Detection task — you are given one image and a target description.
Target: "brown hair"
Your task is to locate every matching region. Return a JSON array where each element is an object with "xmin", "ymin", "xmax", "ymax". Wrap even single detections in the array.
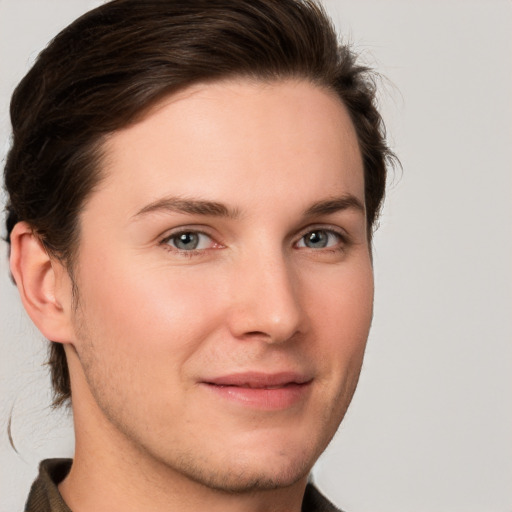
[{"xmin": 4, "ymin": 0, "xmax": 395, "ymax": 407}]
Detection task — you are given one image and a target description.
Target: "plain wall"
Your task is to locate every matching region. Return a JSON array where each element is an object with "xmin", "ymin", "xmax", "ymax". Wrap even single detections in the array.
[{"xmin": 1, "ymin": 1, "xmax": 511, "ymax": 511}]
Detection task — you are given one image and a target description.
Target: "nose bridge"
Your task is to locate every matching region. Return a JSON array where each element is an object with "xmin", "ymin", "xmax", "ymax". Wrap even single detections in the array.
[{"xmin": 228, "ymin": 245, "xmax": 303, "ymax": 343}]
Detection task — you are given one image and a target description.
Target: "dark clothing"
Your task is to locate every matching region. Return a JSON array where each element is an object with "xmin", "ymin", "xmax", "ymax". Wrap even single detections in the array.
[
  {"xmin": 301, "ymin": 481, "xmax": 343, "ymax": 512},
  {"xmin": 25, "ymin": 459, "xmax": 341, "ymax": 512},
  {"xmin": 24, "ymin": 460, "xmax": 72, "ymax": 512}
]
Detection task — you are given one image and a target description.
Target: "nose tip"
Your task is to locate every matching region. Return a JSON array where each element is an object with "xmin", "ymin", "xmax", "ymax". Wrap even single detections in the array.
[{"xmin": 227, "ymin": 259, "xmax": 303, "ymax": 344}]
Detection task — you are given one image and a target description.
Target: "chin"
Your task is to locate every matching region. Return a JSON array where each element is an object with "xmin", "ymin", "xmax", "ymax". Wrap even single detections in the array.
[
  {"xmin": 180, "ymin": 456, "xmax": 312, "ymax": 494},
  {"xmin": 162, "ymin": 435, "xmax": 319, "ymax": 494}
]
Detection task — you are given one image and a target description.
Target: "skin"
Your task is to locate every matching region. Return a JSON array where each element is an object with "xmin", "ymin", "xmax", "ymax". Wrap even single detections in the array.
[{"xmin": 11, "ymin": 79, "xmax": 373, "ymax": 512}]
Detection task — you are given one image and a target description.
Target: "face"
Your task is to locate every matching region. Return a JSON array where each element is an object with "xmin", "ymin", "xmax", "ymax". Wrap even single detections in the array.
[{"xmin": 67, "ymin": 79, "xmax": 373, "ymax": 492}]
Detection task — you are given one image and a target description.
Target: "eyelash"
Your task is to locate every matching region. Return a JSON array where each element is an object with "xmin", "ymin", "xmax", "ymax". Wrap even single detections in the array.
[
  {"xmin": 159, "ymin": 225, "xmax": 349, "ymax": 257},
  {"xmin": 159, "ymin": 229, "xmax": 220, "ymax": 258},
  {"xmin": 295, "ymin": 226, "xmax": 349, "ymax": 253}
]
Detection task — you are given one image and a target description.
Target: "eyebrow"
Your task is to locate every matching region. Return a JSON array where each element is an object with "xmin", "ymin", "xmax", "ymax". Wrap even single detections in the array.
[
  {"xmin": 303, "ymin": 195, "xmax": 365, "ymax": 217},
  {"xmin": 133, "ymin": 196, "xmax": 241, "ymax": 220},
  {"xmin": 132, "ymin": 194, "xmax": 364, "ymax": 221}
]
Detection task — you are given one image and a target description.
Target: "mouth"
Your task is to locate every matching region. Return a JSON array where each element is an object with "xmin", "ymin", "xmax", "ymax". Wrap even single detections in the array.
[{"xmin": 200, "ymin": 372, "xmax": 313, "ymax": 410}]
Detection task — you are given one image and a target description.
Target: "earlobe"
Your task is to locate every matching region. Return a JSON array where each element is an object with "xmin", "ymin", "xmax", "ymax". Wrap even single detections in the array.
[{"xmin": 9, "ymin": 222, "xmax": 75, "ymax": 344}]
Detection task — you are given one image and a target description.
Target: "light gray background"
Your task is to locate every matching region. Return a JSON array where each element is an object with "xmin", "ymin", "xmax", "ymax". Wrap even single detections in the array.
[{"xmin": 1, "ymin": 1, "xmax": 511, "ymax": 511}]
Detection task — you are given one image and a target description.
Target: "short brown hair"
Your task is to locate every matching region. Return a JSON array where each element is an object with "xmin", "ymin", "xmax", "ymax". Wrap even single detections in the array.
[{"xmin": 4, "ymin": 0, "xmax": 395, "ymax": 407}]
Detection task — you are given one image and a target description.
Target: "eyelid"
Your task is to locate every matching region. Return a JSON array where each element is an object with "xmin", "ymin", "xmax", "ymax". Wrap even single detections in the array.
[
  {"xmin": 159, "ymin": 225, "xmax": 224, "ymax": 253},
  {"xmin": 157, "ymin": 223, "xmax": 350, "ymax": 256},
  {"xmin": 294, "ymin": 224, "xmax": 349, "ymax": 245}
]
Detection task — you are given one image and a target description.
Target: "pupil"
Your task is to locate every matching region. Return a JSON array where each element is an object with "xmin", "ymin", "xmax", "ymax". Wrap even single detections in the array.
[
  {"xmin": 307, "ymin": 231, "xmax": 327, "ymax": 248},
  {"xmin": 176, "ymin": 232, "xmax": 198, "ymax": 250}
]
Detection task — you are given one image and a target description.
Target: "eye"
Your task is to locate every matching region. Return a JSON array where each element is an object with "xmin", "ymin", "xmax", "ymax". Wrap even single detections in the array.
[
  {"xmin": 163, "ymin": 231, "xmax": 214, "ymax": 251},
  {"xmin": 296, "ymin": 229, "xmax": 342, "ymax": 249}
]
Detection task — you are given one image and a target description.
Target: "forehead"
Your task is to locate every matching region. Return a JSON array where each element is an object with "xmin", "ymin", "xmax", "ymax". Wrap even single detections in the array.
[{"xmin": 88, "ymin": 78, "xmax": 364, "ymax": 219}]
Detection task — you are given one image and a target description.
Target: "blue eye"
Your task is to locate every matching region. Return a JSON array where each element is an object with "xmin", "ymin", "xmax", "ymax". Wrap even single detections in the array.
[
  {"xmin": 297, "ymin": 229, "xmax": 341, "ymax": 249},
  {"xmin": 165, "ymin": 231, "xmax": 213, "ymax": 251}
]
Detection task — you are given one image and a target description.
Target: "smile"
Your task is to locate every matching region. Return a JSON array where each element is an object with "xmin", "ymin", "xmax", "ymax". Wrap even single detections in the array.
[{"xmin": 201, "ymin": 372, "xmax": 313, "ymax": 410}]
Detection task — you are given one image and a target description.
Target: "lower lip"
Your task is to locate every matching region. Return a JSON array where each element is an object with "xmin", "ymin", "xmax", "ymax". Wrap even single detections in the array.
[{"xmin": 202, "ymin": 382, "xmax": 312, "ymax": 410}]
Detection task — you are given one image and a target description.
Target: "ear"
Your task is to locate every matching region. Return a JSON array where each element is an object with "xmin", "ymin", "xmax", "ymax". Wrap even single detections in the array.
[{"xmin": 9, "ymin": 222, "xmax": 75, "ymax": 344}]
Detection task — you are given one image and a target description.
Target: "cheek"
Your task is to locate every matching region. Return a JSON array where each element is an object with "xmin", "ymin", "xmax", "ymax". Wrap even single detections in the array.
[
  {"xmin": 74, "ymin": 253, "xmax": 227, "ymax": 363},
  {"xmin": 307, "ymin": 260, "xmax": 374, "ymax": 335},
  {"xmin": 304, "ymin": 260, "xmax": 374, "ymax": 377}
]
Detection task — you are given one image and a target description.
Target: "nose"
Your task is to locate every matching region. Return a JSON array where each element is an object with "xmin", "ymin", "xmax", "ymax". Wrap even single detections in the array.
[{"xmin": 227, "ymin": 250, "xmax": 304, "ymax": 344}]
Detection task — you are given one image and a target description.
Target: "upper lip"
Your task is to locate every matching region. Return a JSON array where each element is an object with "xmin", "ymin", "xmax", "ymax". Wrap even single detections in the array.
[{"xmin": 203, "ymin": 371, "xmax": 312, "ymax": 389}]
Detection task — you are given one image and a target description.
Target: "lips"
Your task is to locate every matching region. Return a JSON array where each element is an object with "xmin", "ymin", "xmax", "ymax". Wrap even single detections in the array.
[
  {"xmin": 201, "ymin": 372, "xmax": 312, "ymax": 410},
  {"xmin": 206, "ymin": 371, "xmax": 309, "ymax": 388}
]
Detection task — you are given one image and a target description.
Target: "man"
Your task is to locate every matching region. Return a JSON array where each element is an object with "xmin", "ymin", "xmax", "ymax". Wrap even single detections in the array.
[{"xmin": 4, "ymin": 0, "xmax": 394, "ymax": 510}]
